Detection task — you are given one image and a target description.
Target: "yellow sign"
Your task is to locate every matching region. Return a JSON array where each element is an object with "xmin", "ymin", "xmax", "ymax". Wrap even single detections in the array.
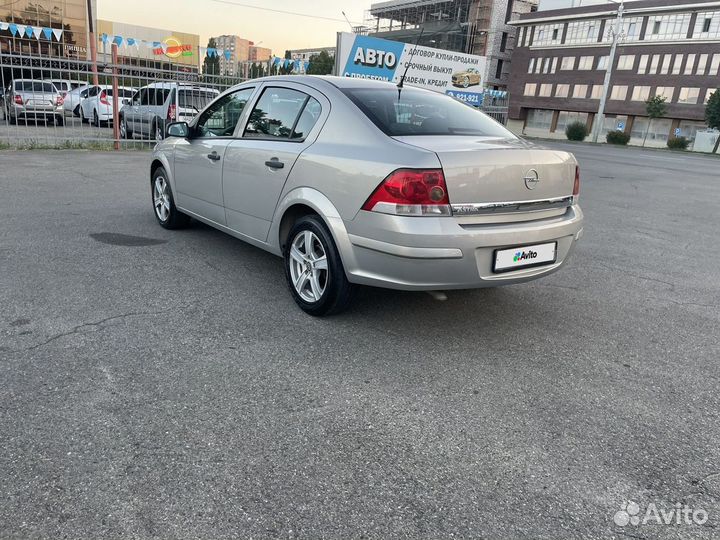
[{"xmin": 153, "ymin": 37, "xmax": 193, "ymax": 58}]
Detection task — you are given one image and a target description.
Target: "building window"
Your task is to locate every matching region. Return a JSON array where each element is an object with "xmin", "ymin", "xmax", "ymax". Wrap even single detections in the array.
[
  {"xmin": 602, "ymin": 16, "xmax": 643, "ymax": 42},
  {"xmin": 532, "ymin": 23, "xmax": 564, "ymax": 46},
  {"xmin": 631, "ymin": 86, "xmax": 651, "ymax": 101},
  {"xmin": 685, "ymin": 54, "xmax": 696, "ymax": 75},
  {"xmin": 617, "ymin": 55, "xmax": 635, "ymax": 70},
  {"xmin": 551, "ymin": 57, "xmax": 558, "ymax": 74},
  {"xmin": 500, "ymin": 32, "xmax": 508, "ymax": 52},
  {"xmin": 655, "ymin": 87, "xmax": 675, "ymax": 102},
  {"xmin": 610, "ymin": 85, "xmax": 628, "ymax": 100},
  {"xmin": 672, "ymin": 54, "xmax": 684, "ymax": 75},
  {"xmin": 495, "ymin": 59, "xmax": 504, "ymax": 79},
  {"xmin": 630, "ymin": 117, "xmax": 672, "ymax": 143},
  {"xmin": 521, "ymin": 27, "xmax": 528, "ymax": 47},
  {"xmin": 591, "ymin": 85, "xmax": 604, "ymax": 99},
  {"xmin": 706, "ymin": 89, "xmax": 718, "ymax": 104},
  {"xmin": 677, "ymin": 87, "xmax": 700, "ymax": 104},
  {"xmin": 660, "ymin": 55, "xmax": 672, "ymax": 74},
  {"xmin": 555, "ymin": 84, "xmax": 570, "ymax": 98},
  {"xmin": 578, "ymin": 56, "xmax": 593, "ymax": 70},
  {"xmin": 648, "ymin": 55, "xmax": 660, "ymax": 75},
  {"xmin": 693, "ymin": 11, "xmax": 720, "ymax": 39},
  {"xmin": 646, "ymin": 14, "xmax": 691, "ymax": 41},
  {"xmin": 573, "ymin": 84, "xmax": 588, "ymax": 99},
  {"xmin": 528, "ymin": 58, "xmax": 535, "ymax": 73},
  {"xmin": 526, "ymin": 109, "xmax": 554, "ymax": 130},
  {"xmin": 543, "ymin": 58, "xmax": 551, "ymax": 74},
  {"xmin": 561, "ymin": 57, "xmax": 575, "ymax": 70},
  {"xmin": 565, "ymin": 20, "xmax": 600, "ymax": 44},
  {"xmin": 535, "ymin": 58, "xmax": 543, "ymax": 74},
  {"xmin": 637, "ymin": 55, "xmax": 649, "ymax": 74},
  {"xmin": 524, "ymin": 83, "xmax": 537, "ymax": 96},
  {"xmin": 710, "ymin": 54, "xmax": 720, "ymax": 76},
  {"xmin": 538, "ymin": 84, "xmax": 553, "ymax": 97},
  {"xmin": 696, "ymin": 54, "xmax": 708, "ymax": 75},
  {"xmin": 597, "ymin": 56, "xmax": 609, "ymax": 70},
  {"xmin": 556, "ymin": 111, "xmax": 589, "ymax": 131}
]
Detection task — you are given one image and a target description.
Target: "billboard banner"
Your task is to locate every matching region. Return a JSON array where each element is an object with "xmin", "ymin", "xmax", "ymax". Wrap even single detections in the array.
[{"xmin": 336, "ymin": 32, "xmax": 487, "ymax": 99}]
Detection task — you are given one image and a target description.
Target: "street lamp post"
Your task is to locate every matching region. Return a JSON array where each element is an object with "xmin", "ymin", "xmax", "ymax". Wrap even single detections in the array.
[{"xmin": 591, "ymin": 0, "xmax": 624, "ymax": 143}]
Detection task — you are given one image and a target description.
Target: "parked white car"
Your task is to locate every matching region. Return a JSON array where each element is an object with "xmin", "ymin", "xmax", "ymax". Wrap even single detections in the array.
[
  {"xmin": 79, "ymin": 85, "xmax": 136, "ymax": 126},
  {"xmin": 62, "ymin": 84, "xmax": 98, "ymax": 117}
]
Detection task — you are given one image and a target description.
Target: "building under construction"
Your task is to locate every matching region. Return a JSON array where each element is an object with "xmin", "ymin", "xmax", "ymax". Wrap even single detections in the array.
[{"xmin": 363, "ymin": 0, "xmax": 537, "ymax": 89}]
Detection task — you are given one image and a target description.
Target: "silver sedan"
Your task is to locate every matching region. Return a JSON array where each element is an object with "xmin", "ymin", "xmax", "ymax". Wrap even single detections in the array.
[{"xmin": 150, "ymin": 76, "xmax": 583, "ymax": 315}]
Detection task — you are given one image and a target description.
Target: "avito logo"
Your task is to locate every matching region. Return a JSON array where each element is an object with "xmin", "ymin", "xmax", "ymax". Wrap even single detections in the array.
[{"xmin": 513, "ymin": 250, "xmax": 538, "ymax": 263}]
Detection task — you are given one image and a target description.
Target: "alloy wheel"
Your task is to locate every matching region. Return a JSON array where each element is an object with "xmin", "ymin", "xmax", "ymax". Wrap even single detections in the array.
[
  {"xmin": 120, "ymin": 119, "xmax": 126, "ymax": 138},
  {"xmin": 153, "ymin": 176, "xmax": 171, "ymax": 222},
  {"xmin": 289, "ymin": 230, "xmax": 328, "ymax": 303},
  {"xmin": 155, "ymin": 123, "xmax": 163, "ymax": 142}
]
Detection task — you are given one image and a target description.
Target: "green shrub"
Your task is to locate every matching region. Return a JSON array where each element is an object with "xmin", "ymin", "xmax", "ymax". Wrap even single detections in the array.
[
  {"xmin": 606, "ymin": 130, "xmax": 630, "ymax": 145},
  {"xmin": 667, "ymin": 136, "xmax": 689, "ymax": 150},
  {"xmin": 565, "ymin": 121, "xmax": 588, "ymax": 141}
]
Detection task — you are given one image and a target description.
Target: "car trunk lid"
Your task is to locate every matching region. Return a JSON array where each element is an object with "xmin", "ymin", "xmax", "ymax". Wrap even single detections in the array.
[{"xmin": 394, "ymin": 135, "xmax": 577, "ymax": 223}]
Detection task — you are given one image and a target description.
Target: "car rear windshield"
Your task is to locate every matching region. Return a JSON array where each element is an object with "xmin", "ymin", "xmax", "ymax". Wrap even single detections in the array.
[
  {"xmin": 15, "ymin": 81, "xmax": 56, "ymax": 93},
  {"xmin": 178, "ymin": 90, "xmax": 217, "ymax": 112},
  {"xmin": 341, "ymin": 87, "xmax": 515, "ymax": 138}
]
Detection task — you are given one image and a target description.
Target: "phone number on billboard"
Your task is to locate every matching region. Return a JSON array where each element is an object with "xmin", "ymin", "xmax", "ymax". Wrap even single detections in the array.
[{"xmin": 446, "ymin": 90, "xmax": 483, "ymax": 105}]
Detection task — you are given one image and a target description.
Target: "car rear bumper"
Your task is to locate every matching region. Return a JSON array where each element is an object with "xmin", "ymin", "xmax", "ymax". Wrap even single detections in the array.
[
  {"xmin": 9, "ymin": 104, "xmax": 62, "ymax": 117},
  {"xmin": 340, "ymin": 205, "xmax": 584, "ymax": 290}
]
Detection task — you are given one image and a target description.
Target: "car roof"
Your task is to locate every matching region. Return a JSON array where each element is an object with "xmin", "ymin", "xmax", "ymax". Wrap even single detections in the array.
[{"xmin": 239, "ymin": 74, "xmax": 435, "ymax": 93}]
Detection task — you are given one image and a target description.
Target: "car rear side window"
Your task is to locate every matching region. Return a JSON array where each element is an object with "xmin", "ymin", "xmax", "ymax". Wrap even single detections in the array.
[
  {"xmin": 342, "ymin": 87, "xmax": 515, "ymax": 138},
  {"xmin": 244, "ymin": 87, "xmax": 317, "ymax": 140}
]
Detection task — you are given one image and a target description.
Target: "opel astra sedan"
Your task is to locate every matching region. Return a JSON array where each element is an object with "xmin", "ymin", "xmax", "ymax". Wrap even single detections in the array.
[{"xmin": 150, "ymin": 76, "xmax": 583, "ymax": 316}]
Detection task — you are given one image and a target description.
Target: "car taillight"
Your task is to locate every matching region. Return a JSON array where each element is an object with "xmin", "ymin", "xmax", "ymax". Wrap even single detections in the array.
[
  {"xmin": 99, "ymin": 91, "xmax": 109, "ymax": 106},
  {"xmin": 13, "ymin": 95, "xmax": 23, "ymax": 105},
  {"xmin": 573, "ymin": 165, "xmax": 580, "ymax": 201},
  {"xmin": 167, "ymin": 104, "xmax": 176, "ymax": 121},
  {"xmin": 362, "ymin": 169, "xmax": 452, "ymax": 216}
]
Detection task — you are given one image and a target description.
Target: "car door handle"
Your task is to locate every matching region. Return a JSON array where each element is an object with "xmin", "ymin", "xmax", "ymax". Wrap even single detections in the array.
[
  {"xmin": 207, "ymin": 152, "xmax": 221, "ymax": 162},
  {"xmin": 265, "ymin": 158, "xmax": 284, "ymax": 169}
]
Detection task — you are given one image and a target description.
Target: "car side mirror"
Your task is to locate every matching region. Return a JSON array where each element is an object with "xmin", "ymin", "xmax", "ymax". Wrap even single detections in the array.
[{"xmin": 166, "ymin": 121, "xmax": 190, "ymax": 138}]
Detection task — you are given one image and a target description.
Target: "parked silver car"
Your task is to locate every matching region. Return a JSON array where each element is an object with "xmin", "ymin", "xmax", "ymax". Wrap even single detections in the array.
[
  {"xmin": 3, "ymin": 79, "xmax": 64, "ymax": 125},
  {"xmin": 120, "ymin": 82, "xmax": 219, "ymax": 142},
  {"xmin": 150, "ymin": 76, "xmax": 584, "ymax": 315}
]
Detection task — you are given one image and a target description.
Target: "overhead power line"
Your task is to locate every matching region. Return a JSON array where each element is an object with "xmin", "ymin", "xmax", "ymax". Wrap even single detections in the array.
[{"xmin": 206, "ymin": 0, "xmax": 363, "ymax": 25}]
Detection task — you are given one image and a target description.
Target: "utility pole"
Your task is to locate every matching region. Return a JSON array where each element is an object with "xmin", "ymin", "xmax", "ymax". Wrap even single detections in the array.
[
  {"xmin": 591, "ymin": 0, "xmax": 624, "ymax": 143},
  {"xmin": 86, "ymin": 0, "xmax": 99, "ymax": 86}
]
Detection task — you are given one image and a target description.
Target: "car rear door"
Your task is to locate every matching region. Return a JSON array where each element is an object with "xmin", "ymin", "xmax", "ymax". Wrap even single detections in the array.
[
  {"xmin": 222, "ymin": 83, "xmax": 329, "ymax": 242},
  {"xmin": 172, "ymin": 86, "xmax": 258, "ymax": 225}
]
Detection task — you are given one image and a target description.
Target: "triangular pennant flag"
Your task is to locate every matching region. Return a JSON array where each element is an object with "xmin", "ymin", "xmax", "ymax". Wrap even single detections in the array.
[
  {"xmin": 25, "ymin": 25, "xmax": 34, "ymax": 38},
  {"xmin": 224, "ymin": 50, "xmax": 231, "ymax": 60},
  {"xmin": 52, "ymin": 28, "xmax": 62, "ymax": 41},
  {"xmin": 8, "ymin": 23, "xmax": 18, "ymax": 36},
  {"xmin": 16, "ymin": 24, "xmax": 26, "ymax": 37},
  {"xmin": 32, "ymin": 26, "xmax": 42, "ymax": 39},
  {"xmin": 0, "ymin": 22, "xmax": 9, "ymax": 31},
  {"xmin": 160, "ymin": 42, "xmax": 168, "ymax": 53},
  {"xmin": 152, "ymin": 41, "xmax": 161, "ymax": 48},
  {"xmin": 113, "ymin": 35, "xmax": 123, "ymax": 47},
  {"xmin": 126, "ymin": 37, "xmax": 135, "ymax": 47},
  {"xmin": 42, "ymin": 27, "xmax": 52, "ymax": 40},
  {"xmin": 304, "ymin": 61, "xmax": 310, "ymax": 72},
  {"xmin": 206, "ymin": 47, "xmax": 216, "ymax": 57}
]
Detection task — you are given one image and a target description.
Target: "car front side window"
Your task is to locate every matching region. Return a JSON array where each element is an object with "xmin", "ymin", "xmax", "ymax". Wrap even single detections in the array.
[
  {"xmin": 194, "ymin": 87, "xmax": 254, "ymax": 138},
  {"xmin": 244, "ymin": 87, "xmax": 311, "ymax": 140}
]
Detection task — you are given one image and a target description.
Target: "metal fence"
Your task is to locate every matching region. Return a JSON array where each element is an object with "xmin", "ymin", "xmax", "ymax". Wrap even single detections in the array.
[{"xmin": 1, "ymin": 47, "xmax": 509, "ymax": 150}]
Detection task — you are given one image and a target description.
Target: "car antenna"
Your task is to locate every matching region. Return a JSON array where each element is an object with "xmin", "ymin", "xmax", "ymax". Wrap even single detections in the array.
[{"xmin": 397, "ymin": 27, "xmax": 425, "ymax": 100}]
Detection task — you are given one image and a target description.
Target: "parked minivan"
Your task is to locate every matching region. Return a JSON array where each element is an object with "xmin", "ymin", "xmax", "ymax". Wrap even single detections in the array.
[{"xmin": 119, "ymin": 82, "xmax": 219, "ymax": 141}]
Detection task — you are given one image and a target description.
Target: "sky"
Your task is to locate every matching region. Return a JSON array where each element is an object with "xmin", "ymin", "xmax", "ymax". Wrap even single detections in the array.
[{"xmin": 98, "ymin": 0, "xmax": 370, "ymax": 55}]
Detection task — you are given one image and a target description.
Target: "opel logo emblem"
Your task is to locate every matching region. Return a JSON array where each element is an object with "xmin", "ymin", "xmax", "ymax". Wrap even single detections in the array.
[{"xmin": 523, "ymin": 169, "xmax": 540, "ymax": 190}]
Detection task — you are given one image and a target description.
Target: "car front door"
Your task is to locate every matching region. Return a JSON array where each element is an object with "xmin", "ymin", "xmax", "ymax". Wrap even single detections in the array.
[
  {"xmin": 125, "ymin": 89, "xmax": 143, "ymax": 131},
  {"xmin": 172, "ymin": 87, "xmax": 257, "ymax": 225},
  {"xmin": 222, "ymin": 84, "xmax": 328, "ymax": 242}
]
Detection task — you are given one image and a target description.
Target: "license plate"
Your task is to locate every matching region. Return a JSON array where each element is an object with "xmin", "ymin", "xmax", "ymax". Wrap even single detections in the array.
[{"xmin": 493, "ymin": 242, "xmax": 557, "ymax": 273}]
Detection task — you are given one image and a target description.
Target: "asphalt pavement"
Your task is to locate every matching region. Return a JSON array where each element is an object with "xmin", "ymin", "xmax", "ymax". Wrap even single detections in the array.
[{"xmin": 1, "ymin": 143, "xmax": 719, "ymax": 539}]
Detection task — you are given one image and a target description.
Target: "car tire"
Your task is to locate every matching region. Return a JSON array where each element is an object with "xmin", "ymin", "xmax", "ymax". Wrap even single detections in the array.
[
  {"xmin": 120, "ymin": 117, "xmax": 132, "ymax": 139},
  {"xmin": 93, "ymin": 109, "xmax": 100, "ymax": 127},
  {"xmin": 79, "ymin": 107, "xmax": 86, "ymax": 124},
  {"xmin": 284, "ymin": 215, "xmax": 355, "ymax": 316},
  {"xmin": 154, "ymin": 121, "xmax": 164, "ymax": 142},
  {"xmin": 152, "ymin": 166, "xmax": 190, "ymax": 230},
  {"xmin": 55, "ymin": 115, "xmax": 64, "ymax": 126},
  {"xmin": 73, "ymin": 105, "xmax": 80, "ymax": 117}
]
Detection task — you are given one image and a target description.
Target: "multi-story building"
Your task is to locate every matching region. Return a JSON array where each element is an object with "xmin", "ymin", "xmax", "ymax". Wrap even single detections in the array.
[
  {"xmin": 288, "ymin": 46, "xmax": 336, "ymax": 62},
  {"xmin": 0, "ymin": 0, "xmax": 96, "ymax": 59},
  {"xmin": 363, "ymin": 0, "xmax": 538, "ymax": 89},
  {"xmin": 248, "ymin": 45, "xmax": 272, "ymax": 63},
  {"xmin": 212, "ymin": 34, "xmax": 251, "ymax": 76},
  {"xmin": 508, "ymin": 0, "xmax": 720, "ymax": 147}
]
